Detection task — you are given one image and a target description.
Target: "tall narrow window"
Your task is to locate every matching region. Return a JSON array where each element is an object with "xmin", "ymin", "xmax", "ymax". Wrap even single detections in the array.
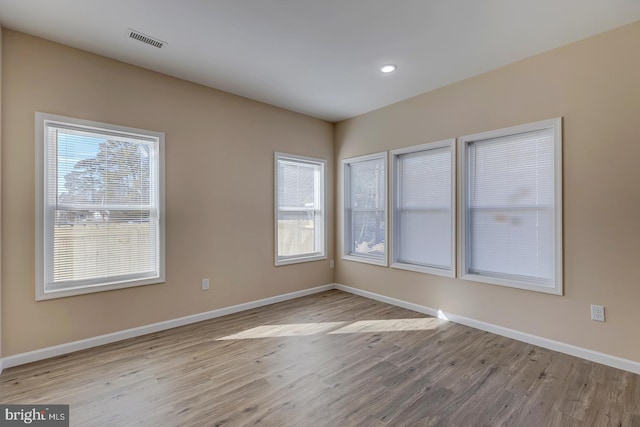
[
  {"xmin": 275, "ymin": 153, "xmax": 326, "ymax": 265},
  {"xmin": 391, "ymin": 139, "xmax": 455, "ymax": 277},
  {"xmin": 459, "ymin": 118, "xmax": 562, "ymax": 294},
  {"xmin": 343, "ymin": 152, "xmax": 387, "ymax": 266},
  {"xmin": 36, "ymin": 113, "xmax": 165, "ymax": 300}
]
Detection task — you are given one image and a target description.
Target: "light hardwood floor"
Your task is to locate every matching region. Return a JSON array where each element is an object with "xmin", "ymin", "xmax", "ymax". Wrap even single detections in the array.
[{"xmin": 1, "ymin": 290, "xmax": 639, "ymax": 426}]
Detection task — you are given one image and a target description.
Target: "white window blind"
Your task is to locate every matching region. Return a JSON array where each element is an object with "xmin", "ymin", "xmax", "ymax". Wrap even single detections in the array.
[
  {"xmin": 36, "ymin": 113, "xmax": 165, "ymax": 299},
  {"xmin": 392, "ymin": 140, "xmax": 455, "ymax": 275},
  {"xmin": 460, "ymin": 118, "xmax": 562, "ymax": 294},
  {"xmin": 275, "ymin": 153, "xmax": 326, "ymax": 265},
  {"xmin": 343, "ymin": 153, "xmax": 387, "ymax": 265}
]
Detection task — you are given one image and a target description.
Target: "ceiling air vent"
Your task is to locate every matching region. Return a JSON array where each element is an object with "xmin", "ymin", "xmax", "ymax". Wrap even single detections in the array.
[{"xmin": 127, "ymin": 29, "xmax": 166, "ymax": 48}]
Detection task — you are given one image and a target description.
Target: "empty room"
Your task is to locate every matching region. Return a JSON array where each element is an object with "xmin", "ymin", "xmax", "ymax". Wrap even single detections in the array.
[{"xmin": 1, "ymin": 1, "xmax": 640, "ymax": 426}]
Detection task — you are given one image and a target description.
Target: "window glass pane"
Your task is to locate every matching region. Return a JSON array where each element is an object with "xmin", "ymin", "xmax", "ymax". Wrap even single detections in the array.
[
  {"xmin": 53, "ymin": 211, "xmax": 157, "ymax": 284},
  {"xmin": 350, "ymin": 159, "xmax": 385, "ymax": 209},
  {"xmin": 278, "ymin": 161, "xmax": 318, "ymax": 209},
  {"xmin": 352, "ymin": 211, "xmax": 385, "ymax": 257},
  {"xmin": 57, "ymin": 130, "xmax": 152, "ymax": 207},
  {"xmin": 400, "ymin": 149, "xmax": 450, "ymax": 209},
  {"xmin": 277, "ymin": 211, "xmax": 318, "ymax": 256},
  {"xmin": 469, "ymin": 208, "xmax": 554, "ymax": 280},
  {"xmin": 468, "ymin": 130, "xmax": 554, "ymax": 208},
  {"xmin": 398, "ymin": 207, "xmax": 451, "ymax": 268}
]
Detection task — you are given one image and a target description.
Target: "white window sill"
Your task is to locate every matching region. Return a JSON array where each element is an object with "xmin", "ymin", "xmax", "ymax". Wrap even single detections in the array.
[
  {"xmin": 459, "ymin": 272, "xmax": 562, "ymax": 295},
  {"xmin": 342, "ymin": 254, "xmax": 387, "ymax": 267},
  {"xmin": 391, "ymin": 262, "xmax": 455, "ymax": 278},
  {"xmin": 276, "ymin": 254, "xmax": 327, "ymax": 266},
  {"xmin": 37, "ymin": 276, "xmax": 165, "ymax": 301}
]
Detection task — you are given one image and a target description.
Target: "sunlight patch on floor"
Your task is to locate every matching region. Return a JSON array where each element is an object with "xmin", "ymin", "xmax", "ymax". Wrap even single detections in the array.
[
  {"xmin": 216, "ymin": 317, "xmax": 449, "ymax": 340},
  {"xmin": 216, "ymin": 322, "xmax": 346, "ymax": 340},
  {"xmin": 328, "ymin": 318, "xmax": 447, "ymax": 334}
]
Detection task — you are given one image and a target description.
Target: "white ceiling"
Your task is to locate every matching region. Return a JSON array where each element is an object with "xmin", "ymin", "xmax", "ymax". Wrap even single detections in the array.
[{"xmin": 1, "ymin": 1, "xmax": 639, "ymax": 122}]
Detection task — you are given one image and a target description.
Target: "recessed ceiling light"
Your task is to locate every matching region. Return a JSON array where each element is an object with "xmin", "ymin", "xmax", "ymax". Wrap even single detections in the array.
[{"xmin": 380, "ymin": 64, "xmax": 397, "ymax": 73}]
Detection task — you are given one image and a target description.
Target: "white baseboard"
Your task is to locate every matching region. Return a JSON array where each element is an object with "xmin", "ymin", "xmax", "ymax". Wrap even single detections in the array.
[
  {"xmin": 0, "ymin": 284, "xmax": 334, "ymax": 372},
  {"xmin": 3, "ymin": 282, "xmax": 639, "ymax": 376},
  {"xmin": 335, "ymin": 284, "xmax": 640, "ymax": 375}
]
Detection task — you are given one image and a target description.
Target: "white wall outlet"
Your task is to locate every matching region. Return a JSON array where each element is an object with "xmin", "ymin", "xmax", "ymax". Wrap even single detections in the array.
[
  {"xmin": 201, "ymin": 278, "xmax": 210, "ymax": 291},
  {"xmin": 330, "ymin": 260, "xmax": 335, "ymax": 269},
  {"xmin": 590, "ymin": 304, "xmax": 605, "ymax": 322}
]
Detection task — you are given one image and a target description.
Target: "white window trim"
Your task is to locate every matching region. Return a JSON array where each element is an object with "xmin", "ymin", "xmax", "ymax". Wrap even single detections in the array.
[
  {"xmin": 390, "ymin": 139, "xmax": 456, "ymax": 278},
  {"xmin": 458, "ymin": 118, "xmax": 563, "ymax": 295},
  {"xmin": 274, "ymin": 152, "xmax": 327, "ymax": 266},
  {"xmin": 35, "ymin": 112, "xmax": 166, "ymax": 300},
  {"xmin": 342, "ymin": 151, "xmax": 388, "ymax": 267}
]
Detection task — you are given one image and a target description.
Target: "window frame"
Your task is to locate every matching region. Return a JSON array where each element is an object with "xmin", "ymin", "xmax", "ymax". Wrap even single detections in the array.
[
  {"xmin": 274, "ymin": 152, "xmax": 327, "ymax": 266},
  {"xmin": 458, "ymin": 118, "xmax": 563, "ymax": 295},
  {"xmin": 35, "ymin": 112, "xmax": 166, "ymax": 300},
  {"xmin": 342, "ymin": 152, "xmax": 388, "ymax": 267},
  {"xmin": 390, "ymin": 139, "xmax": 456, "ymax": 277}
]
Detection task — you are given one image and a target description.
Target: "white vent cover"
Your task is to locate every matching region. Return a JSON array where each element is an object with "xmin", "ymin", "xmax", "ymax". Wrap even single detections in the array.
[{"xmin": 127, "ymin": 29, "xmax": 166, "ymax": 48}]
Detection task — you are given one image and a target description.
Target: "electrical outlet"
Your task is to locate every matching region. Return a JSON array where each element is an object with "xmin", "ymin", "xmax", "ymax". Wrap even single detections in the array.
[
  {"xmin": 201, "ymin": 278, "xmax": 210, "ymax": 291},
  {"xmin": 330, "ymin": 260, "xmax": 335, "ymax": 269},
  {"xmin": 590, "ymin": 304, "xmax": 605, "ymax": 322}
]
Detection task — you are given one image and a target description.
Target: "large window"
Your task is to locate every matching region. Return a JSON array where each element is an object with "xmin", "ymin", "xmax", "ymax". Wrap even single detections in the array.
[
  {"xmin": 391, "ymin": 139, "xmax": 455, "ymax": 277},
  {"xmin": 36, "ymin": 113, "xmax": 165, "ymax": 300},
  {"xmin": 275, "ymin": 153, "xmax": 326, "ymax": 265},
  {"xmin": 459, "ymin": 118, "xmax": 562, "ymax": 294},
  {"xmin": 343, "ymin": 152, "xmax": 387, "ymax": 266}
]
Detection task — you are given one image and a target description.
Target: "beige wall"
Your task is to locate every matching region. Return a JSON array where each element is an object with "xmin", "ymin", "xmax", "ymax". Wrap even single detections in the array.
[
  {"xmin": 335, "ymin": 21, "xmax": 640, "ymax": 362},
  {"xmin": 1, "ymin": 30, "xmax": 334, "ymax": 356},
  {"xmin": 3, "ymin": 21, "xmax": 639, "ymax": 363}
]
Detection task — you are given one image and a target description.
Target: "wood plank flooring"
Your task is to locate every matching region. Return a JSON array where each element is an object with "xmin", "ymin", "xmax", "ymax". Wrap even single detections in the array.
[{"xmin": 1, "ymin": 290, "xmax": 639, "ymax": 426}]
